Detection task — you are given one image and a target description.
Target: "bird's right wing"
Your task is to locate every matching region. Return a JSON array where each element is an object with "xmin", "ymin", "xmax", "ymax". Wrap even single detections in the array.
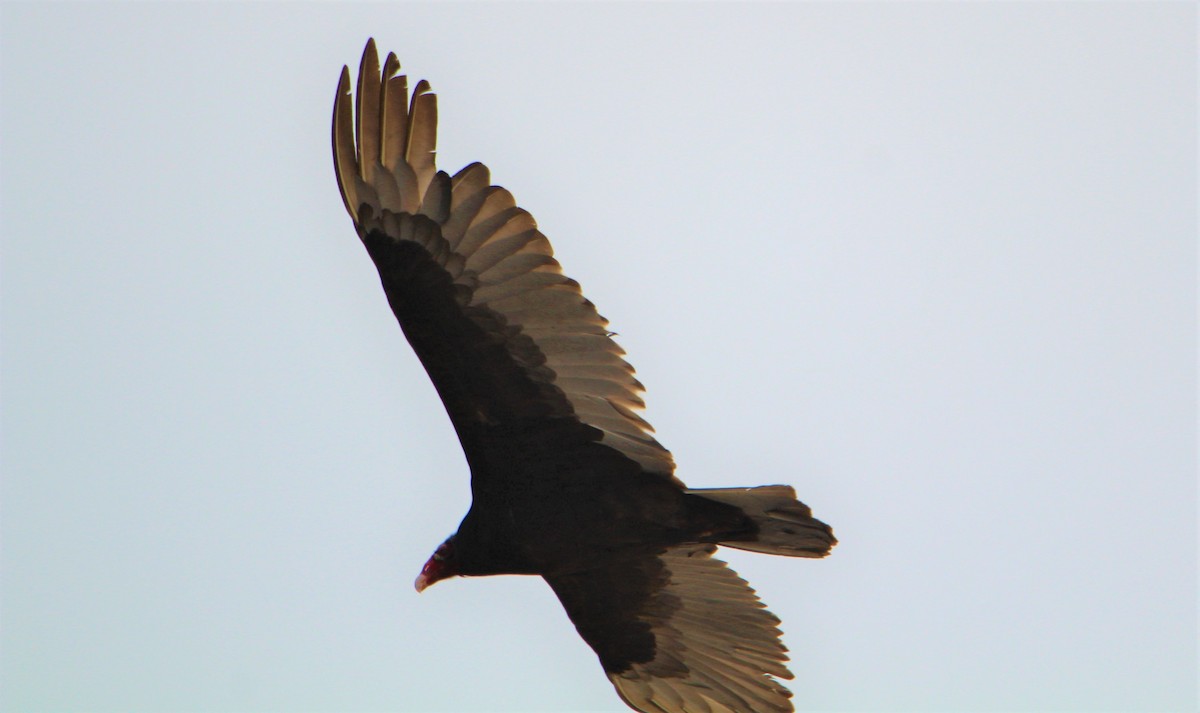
[
  {"xmin": 545, "ymin": 544, "xmax": 796, "ymax": 713},
  {"xmin": 333, "ymin": 40, "xmax": 676, "ymax": 481}
]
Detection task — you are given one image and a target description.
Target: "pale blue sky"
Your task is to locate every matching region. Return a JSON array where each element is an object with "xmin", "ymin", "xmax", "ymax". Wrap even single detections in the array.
[{"xmin": 2, "ymin": 3, "xmax": 1195, "ymax": 712}]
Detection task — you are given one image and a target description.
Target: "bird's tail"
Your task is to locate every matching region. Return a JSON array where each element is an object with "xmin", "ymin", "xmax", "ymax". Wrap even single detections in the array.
[{"xmin": 688, "ymin": 485, "xmax": 837, "ymax": 558}]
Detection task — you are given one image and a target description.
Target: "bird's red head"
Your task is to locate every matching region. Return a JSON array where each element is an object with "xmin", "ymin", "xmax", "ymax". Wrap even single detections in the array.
[{"xmin": 414, "ymin": 535, "xmax": 459, "ymax": 593}]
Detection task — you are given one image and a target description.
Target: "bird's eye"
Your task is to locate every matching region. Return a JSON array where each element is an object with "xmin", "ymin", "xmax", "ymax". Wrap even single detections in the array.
[{"xmin": 433, "ymin": 552, "xmax": 446, "ymax": 562}]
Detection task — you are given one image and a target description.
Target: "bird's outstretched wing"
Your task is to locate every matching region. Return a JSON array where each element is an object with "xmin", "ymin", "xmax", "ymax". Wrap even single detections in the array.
[
  {"xmin": 545, "ymin": 544, "xmax": 796, "ymax": 713},
  {"xmin": 333, "ymin": 40, "xmax": 675, "ymax": 481}
]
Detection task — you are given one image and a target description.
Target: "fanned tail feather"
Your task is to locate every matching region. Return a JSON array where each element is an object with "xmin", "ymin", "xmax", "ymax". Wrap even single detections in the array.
[{"xmin": 688, "ymin": 485, "xmax": 836, "ymax": 558}]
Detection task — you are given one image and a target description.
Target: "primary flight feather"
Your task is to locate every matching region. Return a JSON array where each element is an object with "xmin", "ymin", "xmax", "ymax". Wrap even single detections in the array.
[{"xmin": 332, "ymin": 39, "xmax": 836, "ymax": 713}]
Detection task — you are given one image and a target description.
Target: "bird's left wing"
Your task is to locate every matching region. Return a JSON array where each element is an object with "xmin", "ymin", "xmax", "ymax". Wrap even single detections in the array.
[
  {"xmin": 545, "ymin": 544, "xmax": 796, "ymax": 713},
  {"xmin": 333, "ymin": 40, "xmax": 675, "ymax": 481}
]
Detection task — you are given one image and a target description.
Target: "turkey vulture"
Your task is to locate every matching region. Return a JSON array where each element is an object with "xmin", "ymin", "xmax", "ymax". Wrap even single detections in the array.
[{"xmin": 332, "ymin": 39, "xmax": 836, "ymax": 713}]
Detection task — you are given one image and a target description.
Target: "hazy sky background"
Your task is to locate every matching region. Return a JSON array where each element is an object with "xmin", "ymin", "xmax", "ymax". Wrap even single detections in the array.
[{"xmin": 2, "ymin": 3, "xmax": 1195, "ymax": 712}]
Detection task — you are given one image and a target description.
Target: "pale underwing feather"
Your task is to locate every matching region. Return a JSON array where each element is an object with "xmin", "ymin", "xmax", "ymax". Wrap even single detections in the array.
[
  {"xmin": 380, "ymin": 53, "xmax": 408, "ymax": 172},
  {"xmin": 355, "ymin": 42, "xmax": 381, "ymax": 186}
]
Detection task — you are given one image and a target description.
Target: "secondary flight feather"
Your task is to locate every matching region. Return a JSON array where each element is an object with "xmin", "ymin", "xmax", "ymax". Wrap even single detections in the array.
[{"xmin": 332, "ymin": 39, "xmax": 836, "ymax": 713}]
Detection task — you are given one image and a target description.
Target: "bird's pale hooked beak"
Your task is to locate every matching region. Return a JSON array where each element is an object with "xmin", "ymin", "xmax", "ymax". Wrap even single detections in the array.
[
  {"xmin": 414, "ymin": 547, "xmax": 451, "ymax": 593},
  {"xmin": 415, "ymin": 536, "xmax": 456, "ymax": 593}
]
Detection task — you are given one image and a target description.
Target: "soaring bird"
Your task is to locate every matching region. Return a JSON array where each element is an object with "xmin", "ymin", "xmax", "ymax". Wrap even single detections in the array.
[{"xmin": 332, "ymin": 39, "xmax": 836, "ymax": 713}]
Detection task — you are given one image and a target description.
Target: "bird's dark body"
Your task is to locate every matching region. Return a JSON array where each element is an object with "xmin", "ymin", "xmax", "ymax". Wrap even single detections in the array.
[{"xmin": 458, "ymin": 434, "xmax": 757, "ymax": 578}]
